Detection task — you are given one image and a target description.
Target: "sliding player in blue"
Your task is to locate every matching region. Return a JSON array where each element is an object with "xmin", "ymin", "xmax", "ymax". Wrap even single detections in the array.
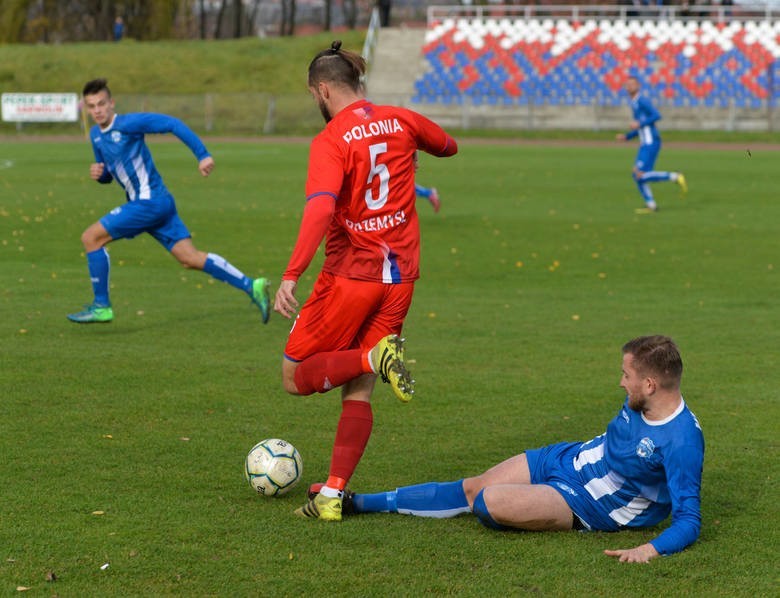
[
  {"xmin": 328, "ymin": 336, "xmax": 704, "ymax": 563},
  {"xmin": 68, "ymin": 78, "xmax": 269, "ymax": 324},
  {"xmin": 616, "ymin": 76, "xmax": 687, "ymax": 213}
]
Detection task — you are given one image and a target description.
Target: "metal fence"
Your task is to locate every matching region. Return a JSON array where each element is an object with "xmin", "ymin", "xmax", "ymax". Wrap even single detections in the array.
[{"xmin": 0, "ymin": 92, "xmax": 330, "ymax": 137}]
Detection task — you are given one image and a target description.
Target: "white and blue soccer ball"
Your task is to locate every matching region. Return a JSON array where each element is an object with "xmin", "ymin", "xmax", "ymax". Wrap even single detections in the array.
[{"xmin": 244, "ymin": 438, "xmax": 303, "ymax": 497}]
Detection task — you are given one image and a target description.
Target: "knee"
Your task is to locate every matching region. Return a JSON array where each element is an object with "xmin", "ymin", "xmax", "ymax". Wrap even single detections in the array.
[
  {"xmin": 472, "ymin": 488, "xmax": 510, "ymax": 531},
  {"xmin": 281, "ymin": 367, "xmax": 303, "ymax": 395},
  {"xmin": 282, "ymin": 379, "xmax": 301, "ymax": 395},
  {"xmin": 462, "ymin": 476, "xmax": 485, "ymax": 506},
  {"xmin": 632, "ymin": 168, "xmax": 643, "ymax": 180},
  {"xmin": 80, "ymin": 229, "xmax": 100, "ymax": 251}
]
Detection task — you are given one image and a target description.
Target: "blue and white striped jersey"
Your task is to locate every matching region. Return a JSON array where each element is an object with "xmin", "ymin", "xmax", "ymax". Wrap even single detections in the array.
[
  {"xmin": 574, "ymin": 397, "xmax": 704, "ymax": 555},
  {"xmin": 89, "ymin": 113, "xmax": 210, "ymax": 201},
  {"xmin": 625, "ymin": 94, "xmax": 662, "ymax": 146}
]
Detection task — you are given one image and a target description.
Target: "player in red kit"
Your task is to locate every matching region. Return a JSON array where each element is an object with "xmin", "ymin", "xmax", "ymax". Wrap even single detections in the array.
[{"xmin": 273, "ymin": 40, "xmax": 457, "ymax": 521}]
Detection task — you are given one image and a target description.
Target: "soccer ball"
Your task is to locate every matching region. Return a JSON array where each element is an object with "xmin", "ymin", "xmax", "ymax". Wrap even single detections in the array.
[{"xmin": 244, "ymin": 438, "xmax": 303, "ymax": 497}]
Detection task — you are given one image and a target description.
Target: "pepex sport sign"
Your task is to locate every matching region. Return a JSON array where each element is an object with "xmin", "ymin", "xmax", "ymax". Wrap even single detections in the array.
[{"xmin": 2, "ymin": 93, "xmax": 79, "ymax": 122}]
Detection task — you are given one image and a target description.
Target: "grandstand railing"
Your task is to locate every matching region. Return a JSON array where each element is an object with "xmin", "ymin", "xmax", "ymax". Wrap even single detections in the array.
[{"xmin": 427, "ymin": 4, "xmax": 780, "ymax": 24}]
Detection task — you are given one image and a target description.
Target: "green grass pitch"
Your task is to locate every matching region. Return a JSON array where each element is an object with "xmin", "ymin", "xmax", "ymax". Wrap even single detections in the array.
[{"xmin": 1, "ymin": 138, "xmax": 777, "ymax": 595}]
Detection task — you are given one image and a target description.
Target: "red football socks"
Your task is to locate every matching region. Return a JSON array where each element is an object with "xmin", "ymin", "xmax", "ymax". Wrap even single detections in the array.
[
  {"xmin": 328, "ymin": 400, "xmax": 373, "ymax": 486},
  {"xmin": 293, "ymin": 349, "xmax": 368, "ymax": 394}
]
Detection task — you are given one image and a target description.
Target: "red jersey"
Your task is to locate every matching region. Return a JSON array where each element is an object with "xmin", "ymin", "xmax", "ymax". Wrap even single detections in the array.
[{"xmin": 290, "ymin": 100, "xmax": 456, "ymax": 284}]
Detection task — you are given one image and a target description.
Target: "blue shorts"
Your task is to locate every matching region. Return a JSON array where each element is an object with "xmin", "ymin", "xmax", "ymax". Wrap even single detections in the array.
[
  {"xmin": 634, "ymin": 143, "xmax": 661, "ymax": 172},
  {"xmin": 526, "ymin": 442, "xmax": 619, "ymax": 532},
  {"xmin": 100, "ymin": 194, "xmax": 190, "ymax": 251}
]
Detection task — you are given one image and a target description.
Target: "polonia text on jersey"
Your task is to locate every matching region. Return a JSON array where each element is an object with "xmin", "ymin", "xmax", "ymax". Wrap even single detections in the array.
[
  {"xmin": 342, "ymin": 118, "xmax": 403, "ymax": 144},
  {"xmin": 345, "ymin": 209, "xmax": 407, "ymax": 233}
]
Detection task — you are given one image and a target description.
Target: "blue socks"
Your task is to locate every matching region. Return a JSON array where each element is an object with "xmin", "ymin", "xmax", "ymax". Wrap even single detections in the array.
[
  {"xmin": 203, "ymin": 253, "xmax": 253, "ymax": 293},
  {"xmin": 472, "ymin": 489, "xmax": 509, "ymax": 530},
  {"xmin": 633, "ymin": 171, "xmax": 674, "ymax": 206},
  {"xmin": 353, "ymin": 480, "xmax": 470, "ymax": 518},
  {"xmin": 86, "ymin": 248, "xmax": 110, "ymax": 306},
  {"xmin": 639, "ymin": 171, "xmax": 673, "ymax": 183},
  {"xmin": 415, "ymin": 184, "xmax": 432, "ymax": 199}
]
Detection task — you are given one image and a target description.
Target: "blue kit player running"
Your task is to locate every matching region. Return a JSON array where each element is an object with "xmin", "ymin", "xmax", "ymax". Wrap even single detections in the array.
[
  {"xmin": 68, "ymin": 78, "xmax": 269, "ymax": 324},
  {"xmin": 413, "ymin": 152, "xmax": 441, "ymax": 213},
  {"xmin": 324, "ymin": 335, "xmax": 704, "ymax": 563},
  {"xmin": 616, "ymin": 76, "xmax": 687, "ymax": 212},
  {"xmin": 415, "ymin": 184, "xmax": 440, "ymax": 213}
]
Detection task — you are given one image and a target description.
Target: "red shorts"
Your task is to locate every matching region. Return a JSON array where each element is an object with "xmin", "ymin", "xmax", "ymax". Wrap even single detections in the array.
[{"xmin": 284, "ymin": 272, "xmax": 414, "ymax": 362}]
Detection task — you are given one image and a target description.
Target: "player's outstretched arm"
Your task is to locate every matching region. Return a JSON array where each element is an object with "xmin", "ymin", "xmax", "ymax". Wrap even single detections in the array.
[
  {"xmin": 198, "ymin": 156, "xmax": 214, "ymax": 177},
  {"xmin": 604, "ymin": 542, "xmax": 659, "ymax": 564}
]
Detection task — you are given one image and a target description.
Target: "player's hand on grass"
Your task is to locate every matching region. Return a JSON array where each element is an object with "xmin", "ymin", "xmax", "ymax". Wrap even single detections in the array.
[
  {"xmin": 90, "ymin": 162, "xmax": 105, "ymax": 180},
  {"xmin": 604, "ymin": 543, "xmax": 659, "ymax": 563},
  {"xmin": 615, "ymin": 133, "xmax": 626, "ymax": 141},
  {"xmin": 274, "ymin": 279, "xmax": 299, "ymax": 319},
  {"xmin": 199, "ymin": 156, "xmax": 215, "ymax": 177}
]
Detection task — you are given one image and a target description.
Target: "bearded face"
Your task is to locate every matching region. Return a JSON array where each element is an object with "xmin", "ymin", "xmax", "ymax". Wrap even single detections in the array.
[
  {"xmin": 620, "ymin": 353, "xmax": 649, "ymax": 412},
  {"xmin": 310, "ymin": 86, "xmax": 332, "ymax": 123},
  {"xmin": 317, "ymin": 96, "xmax": 332, "ymax": 123}
]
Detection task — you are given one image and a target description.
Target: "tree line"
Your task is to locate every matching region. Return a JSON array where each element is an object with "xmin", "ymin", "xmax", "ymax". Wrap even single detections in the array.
[{"xmin": 0, "ymin": 0, "xmax": 365, "ymax": 43}]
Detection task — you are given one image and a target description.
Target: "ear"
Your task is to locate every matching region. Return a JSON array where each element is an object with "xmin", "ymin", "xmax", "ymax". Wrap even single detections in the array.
[
  {"xmin": 643, "ymin": 376, "xmax": 657, "ymax": 396},
  {"xmin": 318, "ymin": 81, "xmax": 330, "ymax": 99}
]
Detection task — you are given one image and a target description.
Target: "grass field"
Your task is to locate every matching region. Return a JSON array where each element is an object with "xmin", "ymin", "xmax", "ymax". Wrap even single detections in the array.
[{"xmin": 1, "ymin": 137, "xmax": 778, "ymax": 596}]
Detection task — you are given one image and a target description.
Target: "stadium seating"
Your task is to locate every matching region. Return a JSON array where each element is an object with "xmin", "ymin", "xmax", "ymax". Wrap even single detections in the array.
[{"xmin": 414, "ymin": 18, "xmax": 780, "ymax": 108}]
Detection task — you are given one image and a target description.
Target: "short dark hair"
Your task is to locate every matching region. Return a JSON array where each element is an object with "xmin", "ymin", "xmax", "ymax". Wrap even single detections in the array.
[
  {"xmin": 623, "ymin": 335, "xmax": 683, "ymax": 390},
  {"xmin": 83, "ymin": 78, "xmax": 111, "ymax": 98},
  {"xmin": 308, "ymin": 40, "xmax": 366, "ymax": 92}
]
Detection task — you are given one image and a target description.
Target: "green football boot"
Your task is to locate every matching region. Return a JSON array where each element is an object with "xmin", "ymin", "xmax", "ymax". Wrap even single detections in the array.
[
  {"xmin": 250, "ymin": 277, "xmax": 271, "ymax": 324},
  {"xmin": 67, "ymin": 303, "xmax": 114, "ymax": 323}
]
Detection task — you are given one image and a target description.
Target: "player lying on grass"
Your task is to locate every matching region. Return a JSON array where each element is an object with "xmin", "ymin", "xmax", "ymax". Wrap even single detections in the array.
[
  {"xmin": 314, "ymin": 335, "xmax": 704, "ymax": 563},
  {"xmin": 67, "ymin": 78, "xmax": 270, "ymax": 324}
]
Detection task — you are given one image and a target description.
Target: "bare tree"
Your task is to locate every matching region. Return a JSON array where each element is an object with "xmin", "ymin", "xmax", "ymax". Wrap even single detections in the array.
[
  {"xmin": 247, "ymin": 0, "xmax": 262, "ymax": 36},
  {"xmin": 214, "ymin": 0, "xmax": 227, "ymax": 38},
  {"xmin": 280, "ymin": 0, "xmax": 296, "ymax": 36},
  {"xmin": 199, "ymin": 0, "xmax": 207, "ymax": 38},
  {"xmin": 232, "ymin": 0, "xmax": 242, "ymax": 37},
  {"xmin": 343, "ymin": 0, "xmax": 357, "ymax": 29}
]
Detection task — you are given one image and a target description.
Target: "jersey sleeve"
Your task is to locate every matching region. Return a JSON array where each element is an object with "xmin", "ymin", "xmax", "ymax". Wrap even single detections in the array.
[
  {"xmin": 624, "ymin": 129, "xmax": 639, "ymax": 141},
  {"xmin": 282, "ymin": 194, "xmax": 336, "ymax": 281},
  {"xmin": 637, "ymin": 97, "xmax": 661, "ymax": 127},
  {"xmin": 409, "ymin": 112, "xmax": 458, "ymax": 158},
  {"xmin": 649, "ymin": 441, "xmax": 704, "ymax": 555},
  {"xmin": 304, "ymin": 132, "xmax": 346, "ymax": 199},
  {"xmin": 90, "ymin": 127, "xmax": 113, "ymax": 184},
  {"xmin": 121, "ymin": 113, "xmax": 211, "ymax": 161}
]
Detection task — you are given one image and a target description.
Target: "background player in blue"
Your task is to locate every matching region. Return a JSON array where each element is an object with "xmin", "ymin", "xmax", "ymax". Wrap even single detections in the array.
[
  {"xmin": 67, "ymin": 78, "xmax": 270, "ymax": 324},
  {"xmin": 413, "ymin": 152, "xmax": 441, "ymax": 213},
  {"xmin": 324, "ymin": 335, "xmax": 704, "ymax": 563},
  {"xmin": 616, "ymin": 76, "xmax": 687, "ymax": 212},
  {"xmin": 415, "ymin": 183, "xmax": 440, "ymax": 213}
]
